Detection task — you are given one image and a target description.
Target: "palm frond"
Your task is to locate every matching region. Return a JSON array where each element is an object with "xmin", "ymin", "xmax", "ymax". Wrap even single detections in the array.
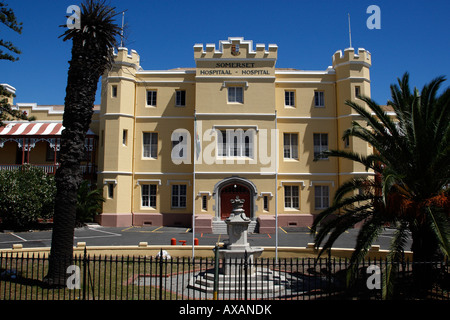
[
  {"xmin": 310, "ymin": 188, "xmax": 377, "ymax": 237},
  {"xmin": 383, "ymin": 221, "xmax": 410, "ymax": 299},
  {"xmin": 315, "ymin": 205, "xmax": 374, "ymax": 259},
  {"xmin": 59, "ymin": 0, "xmax": 121, "ymax": 68},
  {"xmin": 426, "ymin": 207, "xmax": 450, "ymax": 258},
  {"xmin": 319, "ymin": 149, "xmax": 377, "ymax": 171},
  {"xmin": 345, "ymin": 99, "xmax": 389, "ymax": 137}
]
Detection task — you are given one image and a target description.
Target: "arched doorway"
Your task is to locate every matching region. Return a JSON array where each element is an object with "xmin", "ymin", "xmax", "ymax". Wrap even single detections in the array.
[
  {"xmin": 220, "ymin": 183, "xmax": 250, "ymax": 220},
  {"xmin": 213, "ymin": 176, "xmax": 257, "ymax": 222}
]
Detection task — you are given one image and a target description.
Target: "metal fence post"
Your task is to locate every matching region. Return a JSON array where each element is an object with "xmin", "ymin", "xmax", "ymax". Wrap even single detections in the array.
[
  {"xmin": 244, "ymin": 250, "xmax": 248, "ymax": 300},
  {"xmin": 159, "ymin": 248, "xmax": 163, "ymax": 300},
  {"xmin": 213, "ymin": 244, "xmax": 220, "ymax": 300},
  {"xmin": 82, "ymin": 247, "xmax": 87, "ymax": 301}
]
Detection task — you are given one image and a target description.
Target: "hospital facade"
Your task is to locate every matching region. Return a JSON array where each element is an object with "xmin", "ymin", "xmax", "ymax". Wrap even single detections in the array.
[{"xmin": 0, "ymin": 37, "xmax": 374, "ymax": 233}]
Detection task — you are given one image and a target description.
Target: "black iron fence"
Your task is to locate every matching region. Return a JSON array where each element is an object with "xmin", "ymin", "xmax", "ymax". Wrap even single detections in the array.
[{"xmin": 1, "ymin": 249, "xmax": 448, "ymax": 300}]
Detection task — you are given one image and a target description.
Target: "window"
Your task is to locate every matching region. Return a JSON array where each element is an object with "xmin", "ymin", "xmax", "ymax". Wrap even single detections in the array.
[
  {"xmin": 314, "ymin": 91, "xmax": 325, "ymax": 107},
  {"xmin": 283, "ymin": 133, "xmax": 298, "ymax": 159},
  {"xmin": 285, "ymin": 91, "xmax": 295, "ymax": 107},
  {"xmin": 218, "ymin": 129, "xmax": 254, "ymax": 158},
  {"xmin": 315, "ymin": 185, "xmax": 329, "ymax": 209},
  {"xmin": 355, "ymin": 86, "xmax": 361, "ymax": 98},
  {"xmin": 263, "ymin": 196, "xmax": 269, "ymax": 211},
  {"xmin": 202, "ymin": 195, "xmax": 207, "ymax": 211},
  {"xmin": 107, "ymin": 183, "xmax": 114, "ymax": 199},
  {"xmin": 176, "ymin": 90, "xmax": 186, "ymax": 107},
  {"xmin": 172, "ymin": 184, "xmax": 187, "ymax": 208},
  {"xmin": 112, "ymin": 85, "xmax": 118, "ymax": 98},
  {"xmin": 313, "ymin": 133, "xmax": 328, "ymax": 159},
  {"xmin": 146, "ymin": 90, "xmax": 157, "ymax": 106},
  {"xmin": 228, "ymin": 87, "xmax": 243, "ymax": 103},
  {"xmin": 142, "ymin": 184, "xmax": 157, "ymax": 208},
  {"xmin": 143, "ymin": 132, "xmax": 158, "ymax": 158},
  {"xmin": 122, "ymin": 129, "xmax": 128, "ymax": 146},
  {"xmin": 284, "ymin": 185, "xmax": 299, "ymax": 209}
]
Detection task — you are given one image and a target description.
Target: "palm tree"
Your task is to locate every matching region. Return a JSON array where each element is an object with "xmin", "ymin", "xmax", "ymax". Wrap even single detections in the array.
[
  {"xmin": 76, "ymin": 180, "xmax": 105, "ymax": 224},
  {"xmin": 44, "ymin": 0, "xmax": 120, "ymax": 286},
  {"xmin": 310, "ymin": 73, "xmax": 450, "ymax": 298}
]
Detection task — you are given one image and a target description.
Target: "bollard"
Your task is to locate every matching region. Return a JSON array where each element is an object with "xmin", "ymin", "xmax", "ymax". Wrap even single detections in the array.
[
  {"xmin": 179, "ymin": 240, "xmax": 186, "ymax": 245},
  {"xmin": 194, "ymin": 238, "xmax": 199, "ymax": 246},
  {"xmin": 171, "ymin": 238, "xmax": 176, "ymax": 245}
]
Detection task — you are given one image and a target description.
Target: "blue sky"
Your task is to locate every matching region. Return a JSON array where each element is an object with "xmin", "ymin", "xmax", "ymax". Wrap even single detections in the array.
[{"xmin": 2, "ymin": 0, "xmax": 449, "ymax": 105}]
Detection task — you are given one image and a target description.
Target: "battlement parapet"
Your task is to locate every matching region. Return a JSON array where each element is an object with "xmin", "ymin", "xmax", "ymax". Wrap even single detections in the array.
[
  {"xmin": 113, "ymin": 47, "xmax": 140, "ymax": 69},
  {"xmin": 194, "ymin": 37, "xmax": 277, "ymax": 60},
  {"xmin": 332, "ymin": 47, "xmax": 371, "ymax": 68}
]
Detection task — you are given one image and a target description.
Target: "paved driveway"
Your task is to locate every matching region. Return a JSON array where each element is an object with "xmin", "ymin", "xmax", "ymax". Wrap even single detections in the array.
[{"xmin": 0, "ymin": 225, "xmax": 411, "ymax": 251}]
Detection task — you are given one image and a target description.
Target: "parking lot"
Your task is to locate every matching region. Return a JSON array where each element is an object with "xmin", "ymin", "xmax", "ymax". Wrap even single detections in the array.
[{"xmin": 0, "ymin": 224, "xmax": 411, "ymax": 251}]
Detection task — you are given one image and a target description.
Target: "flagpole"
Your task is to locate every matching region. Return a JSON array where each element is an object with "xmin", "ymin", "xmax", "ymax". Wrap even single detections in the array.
[
  {"xmin": 192, "ymin": 109, "xmax": 197, "ymax": 260},
  {"xmin": 348, "ymin": 13, "xmax": 352, "ymax": 48},
  {"xmin": 120, "ymin": 11, "xmax": 125, "ymax": 47}
]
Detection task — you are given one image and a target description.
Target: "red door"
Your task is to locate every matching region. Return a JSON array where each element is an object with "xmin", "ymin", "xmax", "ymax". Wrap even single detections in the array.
[{"xmin": 220, "ymin": 184, "xmax": 251, "ymax": 220}]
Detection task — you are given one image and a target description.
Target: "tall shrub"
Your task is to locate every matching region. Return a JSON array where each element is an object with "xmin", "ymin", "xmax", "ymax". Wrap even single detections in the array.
[{"xmin": 0, "ymin": 165, "xmax": 56, "ymax": 229}]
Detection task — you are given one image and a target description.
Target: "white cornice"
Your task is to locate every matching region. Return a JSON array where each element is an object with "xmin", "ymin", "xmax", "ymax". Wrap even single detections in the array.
[{"xmin": 137, "ymin": 70, "xmax": 196, "ymax": 75}]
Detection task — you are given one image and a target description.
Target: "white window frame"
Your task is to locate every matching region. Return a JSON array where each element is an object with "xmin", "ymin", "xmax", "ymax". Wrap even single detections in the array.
[
  {"xmin": 171, "ymin": 184, "xmax": 187, "ymax": 208},
  {"xmin": 285, "ymin": 90, "xmax": 295, "ymax": 107},
  {"xmin": 228, "ymin": 86, "xmax": 243, "ymax": 104},
  {"xmin": 314, "ymin": 185, "xmax": 329, "ymax": 209},
  {"xmin": 313, "ymin": 133, "xmax": 328, "ymax": 159},
  {"xmin": 314, "ymin": 91, "xmax": 325, "ymax": 107},
  {"xmin": 143, "ymin": 132, "xmax": 158, "ymax": 159},
  {"xmin": 146, "ymin": 90, "xmax": 157, "ymax": 107},
  {"xmin": 284, "ymin": 185, "xmax": 299, "ymax": 209},
  {"xmin": 141, "ymin": 184, "xmax": 157, "ymax": 208},
  {"xmin": 283, "ymin": 133, "xmax": 299, "ymax": 159},
  {"xmin": 175, "ymin": 90, "xmax": 186, "ymax": 107},
  {"xmin": 217, "ymin": 129, "xmax": 254, "ymax": 158}
]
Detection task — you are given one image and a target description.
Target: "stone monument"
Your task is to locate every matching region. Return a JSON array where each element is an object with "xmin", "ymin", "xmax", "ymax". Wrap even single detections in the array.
[
  {"xmin": 189, "ymin": 196, "xmax": 285, "ymax": 297},
  {"xmin": 219, "ymin": 196, "xmax": 263, "ymax": 275}
]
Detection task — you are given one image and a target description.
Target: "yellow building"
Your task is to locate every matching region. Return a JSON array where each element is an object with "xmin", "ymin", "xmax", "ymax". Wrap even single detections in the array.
[
  {"xmin": 97, "ymin": 37, "xmax": 373, "ymax": 232},
  {"xmin": 0, "ymin": 37, "xmax": 374, "ymax": 233}
]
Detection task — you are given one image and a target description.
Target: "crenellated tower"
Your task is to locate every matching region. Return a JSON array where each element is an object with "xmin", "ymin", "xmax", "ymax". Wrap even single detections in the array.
[
  {"xmin": 333, "ymin": 48, "xmax": 373, "ymax": 182},
  {"xmin": 98, "ymin": 47, "xmax": 140, "ymax": 226}
]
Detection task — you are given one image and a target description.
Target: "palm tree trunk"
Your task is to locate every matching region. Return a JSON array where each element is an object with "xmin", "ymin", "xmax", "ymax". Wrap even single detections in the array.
[
  {"xmin": 411, "ymin": 225, "xmax": 441, "ymax": 297},
  {"xmin": 44, "ymin": 0, "xmax": 120, "ymax": 287},
  {"xmin": 45, "ymin": 166, "xmax": 80, "ymax": 286},
  {"xmin": 44, "ymin": 42, "xmax": 98, "ymax": 286}
]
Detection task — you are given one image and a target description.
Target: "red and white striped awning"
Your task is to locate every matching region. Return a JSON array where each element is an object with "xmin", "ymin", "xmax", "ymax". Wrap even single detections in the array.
[{"xmin": 0, "ymin": 122, "xmax": 63, "ymax": 136}]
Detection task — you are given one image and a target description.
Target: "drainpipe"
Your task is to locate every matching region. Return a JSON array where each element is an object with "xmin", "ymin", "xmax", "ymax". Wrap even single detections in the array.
[
  {"xmin": 334, "ymin": 83, "xmax": 341, "ymax": 205},
  {"xmin": 275, "ymin": 110, "xmax": 278, "ymax": 260}
]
